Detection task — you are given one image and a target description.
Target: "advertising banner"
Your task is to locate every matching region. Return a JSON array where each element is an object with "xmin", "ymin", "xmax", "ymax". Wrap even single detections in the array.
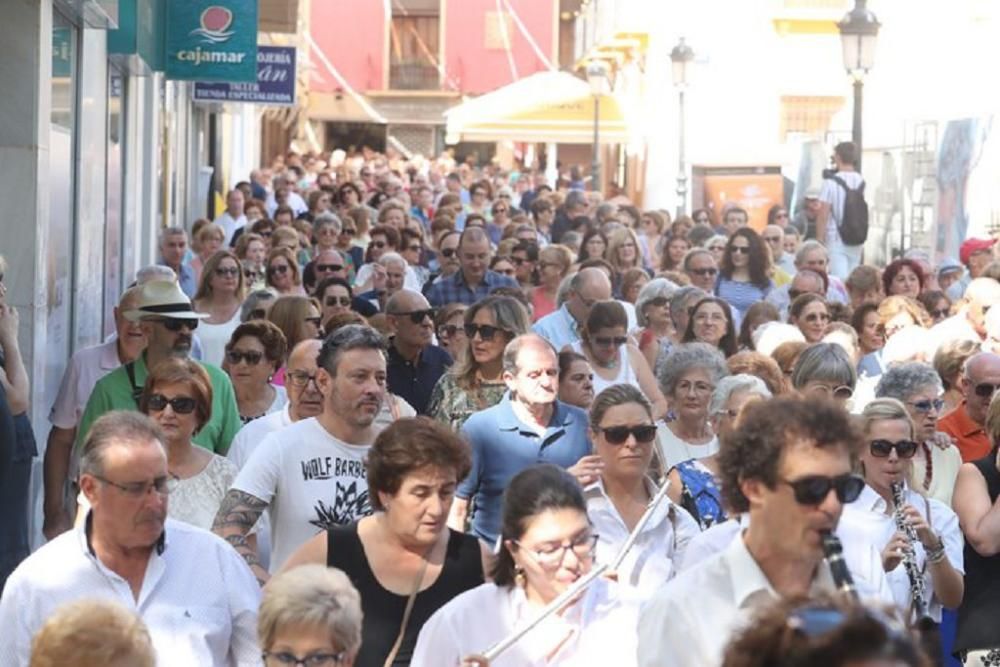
[
  {"xmin": 193, "ymin": 46, "xmax": 296, "ymax": 106},
  {"xmin": 165, "ymin": 0, "xmax": 258, "ymax": 82}
]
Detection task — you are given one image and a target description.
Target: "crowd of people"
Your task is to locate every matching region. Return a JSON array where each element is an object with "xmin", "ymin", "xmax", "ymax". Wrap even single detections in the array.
[{"xmin": 2, "ymin": 140, "xmax": 1000, "ymax": 666}]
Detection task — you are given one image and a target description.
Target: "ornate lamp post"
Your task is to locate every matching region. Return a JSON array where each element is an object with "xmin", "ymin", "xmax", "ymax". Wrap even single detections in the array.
[
  {"xmin": 586, "ymin": 60, "xmax": 609, "ymax": 193},
  {"xmin": 670, "ymin": 38, "xmax": 694, "ymax": 217},
  {"xmin": 837, "ymin": 0, "xmax": 880, "ymax": 170}
]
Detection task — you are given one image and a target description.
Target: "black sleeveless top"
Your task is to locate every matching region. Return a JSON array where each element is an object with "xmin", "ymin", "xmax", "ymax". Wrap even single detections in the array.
[
  {"xmin": 955, "ymin": 449, "xmax": 1000, "ymax": 653},
  {"xmin": 327, "ymin": 523, "xmax": 484, "ymax": 666}
]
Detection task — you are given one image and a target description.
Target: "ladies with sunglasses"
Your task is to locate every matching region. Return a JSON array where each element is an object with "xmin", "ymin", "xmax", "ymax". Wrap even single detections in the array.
[
  {"xmin": 530, "ymin": 245, "xmax": 573, "ymax": 322},
  {"xmin": 265, "ymin": 246, "xmax": 306, "ymax": 297},
  {"xmin": 223, "ymin": 321, "xmax": 288, "ymax": 426},
  {"xmin": 715, "ymin": 228, "xmax": 774, "ymax": 319},
  {"xmin": 412, "ymin": 464, "xmax": 639, "ymax": 666},
  {"xmin": 434, "ymin": 303, "xmax": 468, "ymax": 361},
  {"xmin": 839, "ymin": 398, "xmax": 964, "ymax": 628},
  {"xmin": 789, "ymin": 293, "xmax": 832, "ymax": 344},
  {"xmin": 586, "ymin": 385, "xmax": 699, "ymax": 594},
  {"xmin": 634, "ymin": 279, "xmax": 678, "ymax": 376},
  {"xmin": 192, "ymin": 250, "xmax": 247, "ymax": 367},
  {"xmin": 138, "ymin": 358, "xmax": 238, "ymax": 530}
]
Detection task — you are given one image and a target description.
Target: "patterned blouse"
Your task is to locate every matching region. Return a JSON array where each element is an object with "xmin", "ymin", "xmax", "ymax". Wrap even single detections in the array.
[
  {"xmin": 427, "ymin": 373, "xmax": 507, "ymax": 431},
  {"xmin": 672, "ymin": 458, "xmax": 727, "ymax": 530}
]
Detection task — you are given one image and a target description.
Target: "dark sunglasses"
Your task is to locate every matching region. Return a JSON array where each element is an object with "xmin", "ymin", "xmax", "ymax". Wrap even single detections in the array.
[
  {"xmin": 315, "ymin": 263, "xmax": 343, "ymax": 273},
  {"xmin": 325, "ymin": 296, "xmax": 352, "ymax": 307},
  {"xmin": 646, "ymin": 296, "xmax": 669, "ymax": 308},
  {"xmin": 975, "ymin": 382, "xmax": 1000, "ymax": 398},
  {"xmin": 464, "ymin": 323, "xmax": 510, "ymax": 341},
  {"xmin": 214, "ymin": 266, "xmax": 240, "ymax": 277},
  {"xmin": 441, "ymin": 247, "xmax": 457, "ymax": 258},
  {"xmin": 779, "ymin": 473, "xmax": 865, "ymax": 505},
  {"xmin": 146, "ymin": 394, "xmax": 197, "ymax": 414},
  {"xmin": 689, "ymin": 267, "xmax": 718, "ymax": 277},
  {"xmin": 909, "ymin": 398, "xmax": 944, "ymax": 413},
  {"xmin": 437, "ymin": 324, "xmax": 461, "ymax": 338},
  {"xmin": 593, "ymin": 336, "xmax": 627, "ymax": 347},
  {"xmin": 244, "ymin": 269, "xmax": 260, "ymax": 280},
  {"xmin": 931, "ymin": 308, "xmax": 950, "ymax": 319},
  {"xmin": 407, "ymin": 245, "xmax": 422, "ymax": 253},
  {"xmin": 226, "ymin": 349, "xmax": 264, "ymax": 365},
  {"xmin": 599, "ymin": 424, "xmax": 658, "ymax": 445},
  {"xmin": 259, "ymin": 230, "xmax": 273, "ymax": 238},
  {"xmin": 268, "ymin": 264, "xmax": 290, "ymax": 275},
  {"xmin": 392, "ymin": 309, "xmax": 434, "ymax": 324},
  {"xmin": 371, "ymin": 241, "xmax": 387, "ymax": 249},
  {"xmin": 304, "ymin": 316, "xmax": 322, "ymax": 327},
  {"xmin": 159, "ymin": 318, "xmax": 198, "ymax": 332},
  {"xmin": 869, "ymin": 439, "xmax": 919, "ymax": 459},
  {"xmin": 341, "ymin": 228, "xmax": 357, "ymax": 235},
  {"xmin": 729, "ymin": 246, "xmax": 750, "ymax": 255}
]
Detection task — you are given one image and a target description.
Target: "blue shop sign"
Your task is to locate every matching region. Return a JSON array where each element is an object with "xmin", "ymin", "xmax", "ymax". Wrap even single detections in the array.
[
  {"xmin": 193, "ymin": 45, "xmax": 296, "ymax": 106},
  {"xmin": 165, "ymin": 0, "xmax": 257, "ymax": 82}
]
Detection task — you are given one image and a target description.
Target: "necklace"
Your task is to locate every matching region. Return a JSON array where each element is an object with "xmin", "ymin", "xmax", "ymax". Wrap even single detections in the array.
[{"xmin": 921, "ymin": 441, "xmax": 933, "ymax": 491}]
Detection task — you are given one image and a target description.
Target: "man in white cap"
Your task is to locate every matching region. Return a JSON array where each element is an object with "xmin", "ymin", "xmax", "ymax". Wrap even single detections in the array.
[{"xmin": 76, "ymin": 281, "xmax": 241, "ymax": 455}]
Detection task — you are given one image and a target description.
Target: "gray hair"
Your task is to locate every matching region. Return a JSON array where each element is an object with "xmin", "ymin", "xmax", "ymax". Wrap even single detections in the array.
[
  {"xmin": 702, "ymin": 234, "xmax": 727, "ymax": 250},
  {"xmin": 258, "ymin": 564, "xmax": 363, "ymax": 655},
  {"xmin": 317, "ymin": 324, "xmax": 386, "ymax": 375},
  {"xmin": 709, "ymin": 374, "xmax": 772, "ymax": 416},
  {"xmin": 240, "ymin": 289, "xmax": 277, "ymax": 322},
  {"xmin": 875, "ymin": 361, "xmax": 942, "ymax": 402},
  {"xmin": 659, "ymin": 342, "xmax": 730, "ymax": 396},
  {"xmin": 158, "ymin": 226, "xmax": 187, "ymax": 245},
  {"xmin": 378, "ymin": 252, "xmax": 407, "ymax": 270},
  {"xmin": 135, "ymin": 265, "xmax": 176, "ymax": 285},
  {"xmin": 682, "ymin": 247, "xmax": 713, "ymax": 272},
  {"xmin": 565, "ymin": 190, "xmax": 588, "ymax": 210},
  {"xmin": 635, "ymin": 278, "xmax": 679, "ymax": 327},
  {"xmin": 79, "ymin": 411, "xmax": 165, "ymax": 477},
  {"xmin": 313, "ymin": 211, "xmax": 342, "ymax": 230},
  {"xmin": 556, "ymin": 272, "xmax": 577, "ymax": 307},
  {"xmin": 790, "ymin": 342, "xmax": 857, "ymax": 390},
  {"xmin": 795, "ymin": 240, "xmax": 828, "ymax": 267},
  {"xmin": 669, "ymin": 286, "xmax": 707, "ymax": 328}
]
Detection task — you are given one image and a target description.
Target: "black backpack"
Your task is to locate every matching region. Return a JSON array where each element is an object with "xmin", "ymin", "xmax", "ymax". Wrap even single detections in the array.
[{"xmin": 826, "ymin": 174, "xmax": 869, "ymax": 245}]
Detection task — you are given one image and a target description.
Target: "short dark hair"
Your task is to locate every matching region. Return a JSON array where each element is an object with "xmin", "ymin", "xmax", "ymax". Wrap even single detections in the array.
[
  {"xmin": 79, "ymin": 411, "xmax": 165, "ymax": 477},
  {"xmin": 584, "ymin": 300, "xmax": 627, "ymax": 335},
  {"xmin": 226, "ymin": 320, "xmax": 288, "ymax": 372},
  {"xmin": 317, "ymin": 325, "xmax": 386, "ymax": 376},
  {"xmin": 882, "ymin": 259, "xmax": 926, "ymax": 297},
  {"xmin": 558, "ymin": 350, "xmax": 588, "ymax": 382},
  {"xmin": 140, "ymin": 358, "xmax": 213, "ymax": 432},
  {"xmin": 366, "ymin": 417, "xmax": 471, "ymax": 512},
  {"xmin": 718, "ymin": 396, "xmax": 861, "ymax": 513},
  {"xmin": 316, "ymin": 276, "xmax": 353, "ymax": 301}
]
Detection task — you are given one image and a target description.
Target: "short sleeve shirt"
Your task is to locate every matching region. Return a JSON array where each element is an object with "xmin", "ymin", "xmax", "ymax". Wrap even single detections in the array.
[{"xmin": 49, "ymin": 340, "xmax": 121, "ymax": 429}]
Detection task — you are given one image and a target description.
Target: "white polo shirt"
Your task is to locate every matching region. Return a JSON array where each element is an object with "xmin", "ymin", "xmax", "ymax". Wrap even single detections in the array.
[{"xmin": 49, "ymin": 339, "xmax": 122, "ymax": 429}]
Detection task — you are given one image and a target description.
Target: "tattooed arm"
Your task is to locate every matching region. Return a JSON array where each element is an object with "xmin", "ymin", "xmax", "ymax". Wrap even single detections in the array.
[{"xmin": 212, "ymin": 489, "xmax": 270, "ymax": 586}]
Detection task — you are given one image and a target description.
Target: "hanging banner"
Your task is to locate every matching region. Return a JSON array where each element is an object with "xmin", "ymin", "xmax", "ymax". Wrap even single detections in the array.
[
  {"xmin": 193, "ymin": 46, "xmax": 297, "ymax": 106},
  {"xmin": 164, "ymin": 0, "xmax": 258, "ymax": 82}
]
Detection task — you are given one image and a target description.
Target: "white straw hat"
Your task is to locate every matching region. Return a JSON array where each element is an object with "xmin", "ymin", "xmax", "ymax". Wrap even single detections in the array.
[{"xmin": 124, "ymin": 280, "xmax": 209, "ymax": 322}]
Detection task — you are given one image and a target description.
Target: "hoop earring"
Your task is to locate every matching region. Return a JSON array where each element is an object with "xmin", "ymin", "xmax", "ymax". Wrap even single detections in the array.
[{"xmin": 514, "ymin": 566, "xmax": 526, "ymax": 589}]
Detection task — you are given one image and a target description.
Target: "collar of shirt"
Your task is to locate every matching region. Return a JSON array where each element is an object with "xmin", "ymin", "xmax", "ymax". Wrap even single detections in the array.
[
  {"xmin": 387, "ymin": 339, "xmax": 424, "ymax": 367},
  {"xmin": 584, "ymin": 476, "xmax": 674, "ymax": 533},
  {"xmin": 725, "ymin": 531, "xmax": 834, "ymax": 609},
  {"xmin": 856, "ymin": 483, "xmax": 890, "ymax": 514},
  {"xmin": 496, "ymin": 392, "xmax": 573, "ymax": 435},
  {"xmin": 948, "ymin": 400, "xmax": 985, "ymax": 438},
  {"xmin": 99, "ymin": 338, "xmax": 122, "ymax": 370}
]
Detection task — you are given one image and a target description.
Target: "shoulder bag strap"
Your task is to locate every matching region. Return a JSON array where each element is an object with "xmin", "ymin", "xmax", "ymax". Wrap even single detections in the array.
[
  {"xmin": 124, "ymin": 361, "xmax": 143, "ymax": 406},
  {"xmin": 382, "ymin": 555, "xmax": 431, "ymax": 667}
]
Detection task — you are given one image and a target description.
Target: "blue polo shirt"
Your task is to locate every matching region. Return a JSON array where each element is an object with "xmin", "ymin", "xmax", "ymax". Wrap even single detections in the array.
[
  {"xmin": 458, "ymin": 394, "xmax": 592, "ymax": 545},
  {"xmin": 386, "ymin": 342, "xmax": 452, "ymax": 415}
]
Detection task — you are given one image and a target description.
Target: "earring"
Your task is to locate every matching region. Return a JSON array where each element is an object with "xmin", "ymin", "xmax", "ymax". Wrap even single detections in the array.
[{"xmin": 514, "ymin": 566, "xmax": 526, "ymax": 588}]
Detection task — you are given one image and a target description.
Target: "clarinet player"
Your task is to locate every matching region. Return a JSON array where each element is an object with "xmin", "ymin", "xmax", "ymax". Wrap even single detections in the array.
[{"xmin": 839, "ymin": 398, "xmax": 964, "ymax": 626}]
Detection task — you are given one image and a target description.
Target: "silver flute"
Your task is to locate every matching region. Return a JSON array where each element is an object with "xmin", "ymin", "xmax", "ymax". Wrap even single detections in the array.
[{"xmin": 890, "ymin": 481, "xmax": 928, "ymax": 620}]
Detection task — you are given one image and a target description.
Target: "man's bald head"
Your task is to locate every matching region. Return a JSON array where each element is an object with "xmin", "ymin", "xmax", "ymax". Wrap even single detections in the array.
[
  {"xmin": 965, "ymin": 278, "xmax": 1000, "ymax": 310},
  {"xmin": 288, "ymin": 338, "xmax": 323, "ymax": 372},
  {"xmin": 286, "ymin": 339, "xmax": 323, "ymax": 420},
  {"xmin": 962, "ymin": 351, "xmax": 1000, "ymax": 424},
  {"xmin": 386, "ymin": 289, "xmax": 429, "ymax": 313},
  {"xmin": 567, "ymin": 268, "xmax": 613, "ymax": 325}
]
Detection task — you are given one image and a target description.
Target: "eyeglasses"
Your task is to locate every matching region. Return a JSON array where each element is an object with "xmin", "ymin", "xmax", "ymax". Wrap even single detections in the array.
[
  {"xmin": 259, "ymin": 230, "xmax": 274, "ymax": 238},
  {"xmin": 371, "ymin": 241, "xmax": 387, "ymax": 249},
  {"xmin": 689, "ymin": 267, "xmax": 718, "ymax": 277},
  {"xmin": 315, "ymin": 264, "xmax": 343, "ymax": 273},
  {"xmin": 974, "ymin": 382, "xmax": 1000, "ymax": 398},
  {"xmin": 931, "ymin": 308, "xmax": 950, "ymax": 319},
  {"xmin": 391, "ymin": 309, "xmax": 434, "ymax": 324},
  {"xmin": 778, "ymin": 473, "xmax": 865, "ymax": 505},
  {"xmin": 156, "ymin": 318, "xmax": 199, "ymax": 332},
  {"xmin": 729, "ymin": 246, "xmax": 750, "ymax": 255},
  {"xmin": 93, "ymin": 474, "xmax": 180, "ymax": 497},
  {"xmin": 226, "ymin": 350, "xmax": 264, "ymax": 366},
  {"xmin": 440, "ymin": 247, "xmax": 457, "ymax": 258},
  {"xmin": 341, "ymin": 228, "xmax": 357, "ymax": 235},
  {"xmin": 806, "ymin": 384, "xmax": 854, "ymax": 400},
  {"xmin": 215, "ymin": 266, "xmax": 240, "ymax": 277},
  {"xmin": 908, "ymin": 398, "xmax": 944, "ymax": 414},
  {"xmin": 437, "ymin": 324, "xmax": 462, "ymax": 338},
  {"xmin": 464, "ymin": 323, "xmax": 510, "ymax": 341},
  {"xmin": 599, "ymin": 424, "xmax": 658, "ymax": 445},
  {"xmin": 511, "ymin": 257, "xmax": 528, "ymax": 266},
  {"xmin": 146, "ymin": 394, "xmax": 198, "ymax": 414},
  {"xmin": 593, "ymin": 336, "xmax": 627, "ymax": 348},
  {"xmin": 804, "ymin": 312, "xmax": 831, "ymax": 323},
  {"xmin": 304, "ymin": 316, "xmax": 322, "ymax": 328},
  {"xmin": 406, "ymin": 245, "xmax": 422, "ymax": 253},
  {"xmin": 325, "ymin": 296, "xmax": 352, "ymax": 307},
  {"xmin": 869, "ymin": 439, "xmax": 919, "ymax": 459},
  {"xmin": 262, "ymin": 651, "xmax": 348, "ymax": 666},
  {"xmin": 494, "ymin": 208, "xmax": 509, "ymax": 214},
  {"xmin": 286, "ymin": 370, "xmax": 319, "ymax": 389},
  {"xmin": 244, "ymin": 270, "xmax": 261, "ymax": 281},
  {"xmin": 646, "ymin": 296, "xmax": 669, "ymax": 308},
  {"xmin": 268, "ymin": 264, "xmax": 290, "ymax": 275},
  {"xmin": 513, "ymin": 533, "xmax": 599, "ymax": 568}
]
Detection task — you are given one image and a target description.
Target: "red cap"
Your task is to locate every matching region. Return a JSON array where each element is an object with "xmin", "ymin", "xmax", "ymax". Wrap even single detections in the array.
[{"xmin": 960, "ymin": 238, "xmax": 997, "ymax": 265}]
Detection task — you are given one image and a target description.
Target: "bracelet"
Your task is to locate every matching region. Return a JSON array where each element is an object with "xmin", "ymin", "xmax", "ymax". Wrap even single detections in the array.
[{"xmin": 925, "ymin": 542, "xmax": 947, "ymax": 564}]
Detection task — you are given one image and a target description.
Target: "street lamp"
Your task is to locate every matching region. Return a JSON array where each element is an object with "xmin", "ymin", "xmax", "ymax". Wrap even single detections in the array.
[
  {"xmin": 670, "ymin": 37, "xmax": 694, "ymax": 217},
  {"xmin": 586, "ymin": 60, "xmax": 609, "ymax": 193},
  {"xmin": 838, "ymin": 0, "xmax": 880, "ymax": 169}
]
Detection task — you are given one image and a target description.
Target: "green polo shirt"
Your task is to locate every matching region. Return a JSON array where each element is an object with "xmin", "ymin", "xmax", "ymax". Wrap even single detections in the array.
[{"xmin": 76, "ymin": 353, "xmax": 241, "ymax": 455}]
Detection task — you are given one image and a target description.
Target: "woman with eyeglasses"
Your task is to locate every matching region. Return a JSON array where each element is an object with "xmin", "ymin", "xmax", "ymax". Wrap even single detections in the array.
[
  {"xmin": 790, "ymin": 342, "xmax": 857, "ymax": 409},
  {"xmin": 838, "ymin": 398, "xmax": 964, "ymax": 630},
  {"xmin": 489, "ymin": 255, "xmax": 518, "ymax": 282},
  {"xmin": 265, "ymin": 246, "xmax": 306, "ymax": 297},
  {"xmin": 557, "ymin": 351, "xmax": 595, "ymax": 410},
  {"xmin": 635, "ymin": 279, "xmax": 678, "ymax": 377},
  {"xmin": 569, "ymin": 301, "xmax": 668, "ymax": 420},
  {"xmin": 192, "ymin": 250, "xmax": 247, "ymax": 367},
  {"xmin": 873, "ymin": 362, "xmax": 962, "ymax": 506},
  {"xmin": 434, "ymin": 303, "xmax": 468, "ymax": 361},
  {"xmin": 258, "ymin": 564, "xmax": 363, "ymax": 667},
  {"xmin": 316, "ymin": 277, "xmax": 356, "ymax": 329},
  {"xmin": 703, "ymin": 234, "xmax": 728, "ymax": 265},
  {"xmin": 918, "ymin": 290, "xmax": 952, "ymax": 326},
  {"xmin": 656, "ymin": 343, "xmax": 729, "ymax": 469},
  {"xmin": 313, "ymin": 214, "xmax": 344, "ymax": 260},
  {"xmin": 412, "ymin": 464, "xmax": 639, "ymax": 667},
  {"xmin": 682, "ymin": 297, "xmax": 739, "ymax": 358},
  {"xmin": 223, "ymin": 321, "xmax": 288, "ymax": 426},
  {"xmin": 138, "ymin": 358, "xmax": 238, "ymax": 530},
  {"xmin": 487, "ymin": 200, "xmax": 511, "ymax": 245},
  {"xmin": 578, "ymin": 229, "xmax": 609, "ymax": 264},
  {"xmin": 428, "ymin": 296, "xmax": 530, "ymax": 430},
  {"xmin": 789, "ymin": 293, "xmax": 832, "ymax": 344},
  {"xmin": 267, "ymin": 296, "xmax": 323, "ymax": 386},
  {"xmin": 401, "ymin": 227, "xmax": 430, "ymax": 286},
  {"xmin": 531, "ymin": 245, "xmax": 573, "ymax": 322},
  {"xmin": 587, "ymin": 385, "xmax": 699, "ymax": 593},
  {"xmin": 714, "ymin": 228, "xmax": 774, "ymax": 319}
]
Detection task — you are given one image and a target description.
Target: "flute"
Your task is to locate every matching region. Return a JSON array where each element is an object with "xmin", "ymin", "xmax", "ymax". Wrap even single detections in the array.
[{"xmin": 821, "ymin": 531, "xmax": 859, "ymax": 601}]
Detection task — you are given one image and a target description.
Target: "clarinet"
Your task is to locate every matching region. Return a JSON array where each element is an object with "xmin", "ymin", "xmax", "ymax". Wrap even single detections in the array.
[
  {"xmin": 821, "ymin": 531, "xmax": 859, "ymax": 601},
  {"xmin": 890, "ymin": 482, "xmax": 929, "ymax": 620}
]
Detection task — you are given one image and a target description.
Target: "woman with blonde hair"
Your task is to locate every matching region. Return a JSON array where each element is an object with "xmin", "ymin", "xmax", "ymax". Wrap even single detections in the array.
[
  {"xmin": 30, "ymin": 600, "xmax": 155, "ymax": 667},
  {"xmin": 267, "ymin": 296, "xmax": 322, "ymax": 365},
  {"xmin": 265, "ymin": 246, "xmax": 306, "ymax": 296},
  {"xmin": 531, "ymin": 244, "xmax": 573, "ymax": 321},
  {"xmin": 606, "ymin": 227, "xmax": 647, "ymax": 296},
  {"xmin": 638, "ymin": 210, "xmax": 668, "ymax": 268},
  {"xmin": 190, "ymin": 221, "xmax": 225, "ymax": 284},
  {"xmin": 192, "ymin": 249, "xmax": 247, "ymax": 367}
]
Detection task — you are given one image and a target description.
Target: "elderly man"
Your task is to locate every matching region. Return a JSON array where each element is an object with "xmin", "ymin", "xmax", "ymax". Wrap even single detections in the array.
[
  {"xmin": 214, "ymin": 325, "xmax": 386, "ymax": 583},
  {"xmin": 532, "ymin": 267, "xmax": 612, "ymax": 350},
  {"xmin": 157, "ymin": 227, "xmax": 196, "ymax": 297},
  {"xmin": 939, "ymin": 352, "xmax": 1000, "ymax": 463},
  {"xmin": 0, "ymin": 411, "xmax": 260, "ymax": 666},
  {"xmin": 385, "ymin": 290, "xmax": 452, "ymax": 415},
  {"xmin": 766, "ymin": 269, "xmax": 827, "ymax": 320},
  {"xmin": 76, "ymin": 281, "xmax": 240, "ymax": 455},
  {"xmin": 357, "ymin": 252, "xmax": 410, "ymax": 312},
  {"xmin": 310, "ymin": 249, "xmax": 348, "ymax": 286},
  {"xmin": 761, "ymin": 224, "xmax": 796, "ymax": 276},
  {"xmin": 214, "ymin": 188, "xmax": 247, "ymax": 246},
  {"xmin": 448, "ymin": 334, "xmax": 591, "ymax": 545},
  {"xmin": 42, "ymin": 286, "xmax": 147, "ymax": 540},
  {"xmin": 426, "ymin": 227, "xmax": 517, "ymax": 307},
  {"xmin": 683, "ymin": 248, "xmax": 719, "ymax": 293}
]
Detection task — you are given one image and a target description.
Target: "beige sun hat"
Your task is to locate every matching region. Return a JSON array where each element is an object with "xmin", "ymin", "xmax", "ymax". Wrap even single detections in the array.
[{"xmin": 124, "ymin": 280, "xmax": 210, "ymax": 322}]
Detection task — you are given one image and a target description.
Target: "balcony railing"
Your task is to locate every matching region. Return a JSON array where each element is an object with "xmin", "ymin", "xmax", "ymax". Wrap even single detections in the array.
[{"xmin": 389, "ymin": 62, "xmax": 440, "ymax": 90}]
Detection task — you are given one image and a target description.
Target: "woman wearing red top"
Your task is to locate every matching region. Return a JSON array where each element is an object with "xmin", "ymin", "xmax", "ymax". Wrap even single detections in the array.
[{"xmin": 530, "ymin": 245, "xmax": 573, "ymax": 322}]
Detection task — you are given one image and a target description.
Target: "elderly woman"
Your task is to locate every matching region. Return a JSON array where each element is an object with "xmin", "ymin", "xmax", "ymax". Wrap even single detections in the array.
[
  {"xmin": 557, "ymin": 351, "xmax": 594, "ymax": 410},
  {"xmin": 790, "ymin": 342, "xmax": 857, "ymax": 409},
  {"xmin": 587, "ymin": 385, "xmax": 699, "ymax": 592},
  {"xmin": 874, "ymin": 362, "xmax": 962, "ymax": 506},
  {"xmin": 434, "ymin": 303, "xmax": 469, "ymax": 361},
  {"xmin": 259, "ymin": 565, "xmax": 363, "ymax": 667},
  {"xmin": 266, "ymin": 246, "xmax": 306, "ymax": 296},
  {"xmin": 282, "ymin": 418, "xmax": 484, "ymax": 666},
  {"xmin": 656, "ymin": 342, "xmax": 729, "ymax": 469},
  {"xmin": 531, "ymin": 245, "xmax": 573, "ymax": 321},
  {"xmin": 789, "ymin": 293, "xmax": 831, "ymax": 344},
  {"xmin": 634, "ymin": 278, "xmax": 677, "ymax": 376},
  {"xmin": 190, "ymin": 222, "xmax": 225, "ymax": 284},
  {"xmin": 570, "ymin": 301, "xmax": 668, "ymax": 419},
  {"xmin": 666, "ymin": 375, "xmax": 772, "ymax": 530},
  {"xmin": 241, "ymin": 289, "xmax": 278, "ymax": 323},
  {"xmin": 192, "ymin": 249, "xmax": 247, "ymax": 367},
  {"xmin": 681, "ymin": 296, "xmax": 738, "ymax": 357},
  {"xmin": 139, "ymin": 358, "xmax": 237, "ymax": 530},
  {"xmin": 411, "ymin": 464, "xmax": 639, "ymax": 666},
  {"xmin": 224, "ymin": 321, "xmax": 288, "ymax": 425},
  {"xmin": 839, "ymin": 398, "xmax": 964, "ymax": 627},
  {"xmin": 428, "ymin": 296, "xmax": 530, "ymax": 430}
]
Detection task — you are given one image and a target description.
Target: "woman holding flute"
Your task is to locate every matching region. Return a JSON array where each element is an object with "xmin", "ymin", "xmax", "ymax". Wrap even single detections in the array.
[{"xmin": 411, "ymin": 464, "xmax": 639, "ymax": 667}]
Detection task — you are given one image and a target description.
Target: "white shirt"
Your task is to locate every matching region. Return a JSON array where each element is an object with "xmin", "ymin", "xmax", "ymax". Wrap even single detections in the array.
[
  {"xmin": 265, "ymin": 191, "xmax": 307, "ymax": 217},
  {"xmin": 656, "ymin": 423, "xmax": 719, "ymax": 470},
  {"xmin": 197, "ymin": 309, "xmax": 243, "ymax": 367},
  {"xmin": 838, "ymin": 483, "xmax": 965, "ymax": 622},
  {"xmin": 0, "ymin": 516, "xmax": 261, "ymax": 667},
  {"xmin": 214, "ymin": 211, "xmax": 248, "ymax": 246},
  {"xmin": 585, "ymin": 478, "xmax": 699, "ymax": 597},
  {"xmin": 411, "ymin": 579, "xmax": 639, "ymax": 667},
  {"xmin": 353, "ymin": 262, "xmax": 424, "ymax": 293},
  {"xmin": 49, "ymin": 339, "xmax": 122, "ymax": 429},
  {"xmin": 819, "ymin": 170, "xmax": 864, "ymax": 246},
  {"xmin": 231, "ymin": 417, "xmax": 373, "ymax": 572}
]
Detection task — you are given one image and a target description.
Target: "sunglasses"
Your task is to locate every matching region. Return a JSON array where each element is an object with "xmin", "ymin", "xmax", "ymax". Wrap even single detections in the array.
[
  {"xmin": 248, "ymin": 308, "xmax": 268, "ymax": 320},
  {"xmin": 226, "ymin": 350, "xmax": 264, "ymax": 365},
  {"xmin": 804, "ymin": 312, "xmax": 830, "ymax": 323},
  {"xmin": 646, "ymin": 296, "xmax": 669, "ymax": 308},
  {"xmin": 869, "ymin": 439, "xmax": 919, "ymax": 459},
  {"xmin": 407, "ymin": 245, "xmax": 422, "ymax": 253},
  {"xmin": 437, "ymin": 324, "xmax": 462, "ymax": 338},
  {"xmin": 974, "ymin": 382, "xmax": 1000, "ymax": 398},
  {"xmin": 808, "ymin": 384, "xmax": 853, "ymax": 400},
  {"xmin": 593, "ymin": 336, "xmax": 627, "ymax": 347},
  {"xmin": 244, "ymin": 269, "xmax": 260, "ymax": 280},
  {"xmin": 690, "ymin": 267, "xmax": 718, "ymax": 277},
  {"xmin": 392, "ymin": 309, "xmax": 434, "ymax": 324},
  {"xmin": 259, "ymin": 230, "xmax": 273, "ymax": 238},
  {"xmin": 341, "ymin": 228, "xmax": 357, "ymax": 235},
  {"xmin": 371, "ymin": 241, "xmax": 387, "ymax": 249},
  {"xmin": 146, "ymin": 394, "xmax": 197, "ymax": 414},
  {"xmin": 729, "ymin": 246, "xmax": 750, "ymax": 255},
  {"xmin": 909, "ymin": 398, "xmax": 944, "ymax": 413},
  {"xmin": 304, "ymin": 316, "xmax": 322, "ymax": 327},
  {"xmin": 214, "ymin": 266, "xmax": 240, "ymax": 277},
  {"xmin": 325, "ymin": 296, "xmax": 352, "ymax": 307},
  {"xmin": 440, "ymin": 247, "xmax": 457, "ymax": 258},
  {"xmin": 315, "ymin": 263, "xmax": 343, "ymax": 273},
  {"xmin": 158, "ymin": 318, "xmax": 198, "ymax": 332},
  {"xmin": 931, "ymin": 308, "xmax": 950, "ymax": 319},
  {"xmin": 464, "ymin": 323, "xmax": 510, "ymax": 341},
  {"xmin": 599, "ymin": 424, "xmax": 658, "ymax": 445},
  {"xmin": 779, "ymin": 473, "xmax": 865, "ymax": 505},
  {"xmin": 286, "ymin": 370, "xmax": 319, "ymax": 388},
  {"xmin": 268, "ymin": 264, "xmax": 289, "ymax": 275}
]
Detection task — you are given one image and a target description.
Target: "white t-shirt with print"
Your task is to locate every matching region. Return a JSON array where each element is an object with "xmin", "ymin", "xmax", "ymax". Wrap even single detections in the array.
[
  {"xmin": 232, "ymin": 416, "xmax": 373, "ymax": 572},
  {"xmin": 819, "ymin": 170, "xmax": 864, "ymax": 246}
]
